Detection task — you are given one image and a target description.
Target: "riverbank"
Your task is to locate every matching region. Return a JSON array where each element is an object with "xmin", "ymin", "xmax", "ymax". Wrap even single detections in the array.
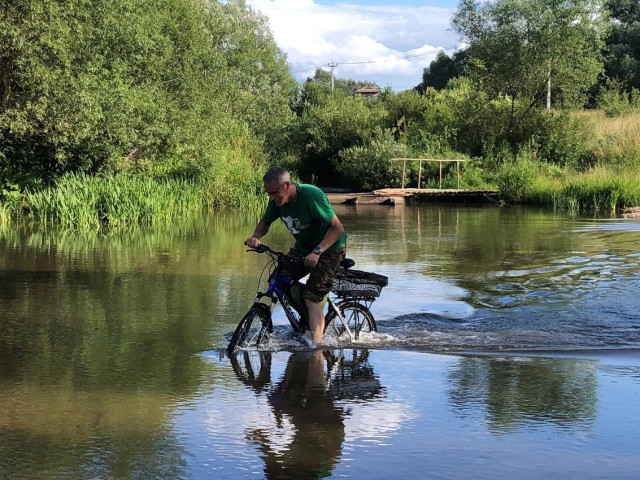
[
  {"xmin": 621, "ymin": 206, "xmax": 640, "ymax": 218},
  {"xmin": 326, "ymin": 188, "xmax": 500, "ymax": 206},
  {"xmin": 0, "ymin": 170, "xmax": 266, "ymax": 229},
  {"xmin": 1, "ymin": 161, "xmax": 639, "ymax": 229}
]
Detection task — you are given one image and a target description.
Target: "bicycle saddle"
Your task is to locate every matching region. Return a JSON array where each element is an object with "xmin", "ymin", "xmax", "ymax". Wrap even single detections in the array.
[{"xmin": 340, "ymin": 258, "xmax": 355, "ymax": 269}]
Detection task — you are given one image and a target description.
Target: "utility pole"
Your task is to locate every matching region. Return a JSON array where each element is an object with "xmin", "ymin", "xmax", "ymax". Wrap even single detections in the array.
[
  {"xmin": 546, "ymin": 63, "xmax": 552, "ymax": 111},
  {"xmin": 328, "ymin": 62, "xmax": 338, "ymax": 92}
]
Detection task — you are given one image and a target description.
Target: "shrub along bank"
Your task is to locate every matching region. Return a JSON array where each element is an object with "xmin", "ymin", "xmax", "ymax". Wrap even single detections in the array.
[
  {"xmin": 0, "ymin": 0, "xmax": 290, "ymax": 227},
  {"xmin": 2, "ymin": 0, "xmax": 640, "ymax": 227}
]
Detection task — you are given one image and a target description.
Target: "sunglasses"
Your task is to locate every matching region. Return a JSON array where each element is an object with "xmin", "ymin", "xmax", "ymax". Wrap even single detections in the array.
[{"xmin": 265, "ymin": 183, "xmax": 286, "ymax": 196}]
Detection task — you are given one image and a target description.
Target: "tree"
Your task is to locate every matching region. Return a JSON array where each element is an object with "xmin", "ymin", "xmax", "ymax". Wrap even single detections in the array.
[
  {"xmin": 603, "ymin": 0, "xmax": 640, "ymax": 91},
  {"xmin": 296, "ymin": 92, "xmax": 387, "ymax": 185},
  {"xmin": 296, "ymin": 68, "xmax": 381, "ymax": 109},
  {"xmin": 415, "ymin": 50, "xmax": 468, "ymax": 93},
  {"xmin": 452, "ymin": 0, "xmax": 607, "ymax": 123},
  {"xmin": 209, "ymin": 0, "xmax": 297, "ymax": 156},
  {"xmin": 0, "ymin": 0, "xmax": 296, "ymax": 192}
]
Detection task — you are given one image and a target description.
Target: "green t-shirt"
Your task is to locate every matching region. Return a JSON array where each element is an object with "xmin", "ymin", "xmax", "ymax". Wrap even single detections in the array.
[{"xmin": 262, "ymin": 183, "xmax": 347, "ymax": 255}]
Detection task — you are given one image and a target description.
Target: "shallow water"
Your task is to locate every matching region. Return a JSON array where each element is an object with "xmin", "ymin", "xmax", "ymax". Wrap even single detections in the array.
[{"xmin": 1, "ymin": 205, "xmax": 639, "ymax": 479}]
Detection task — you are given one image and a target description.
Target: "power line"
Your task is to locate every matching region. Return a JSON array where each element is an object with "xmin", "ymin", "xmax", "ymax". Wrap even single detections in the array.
[
  {"xmin": 291, "ymin": 44, "xmax": 458, "ymax": 75},
  {"xmin": 336, "ymin": 45, "xmax": 456, "ymax": 65}
]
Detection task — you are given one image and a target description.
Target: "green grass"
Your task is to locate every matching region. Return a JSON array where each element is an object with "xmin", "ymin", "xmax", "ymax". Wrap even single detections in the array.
[
  {"xmin": 1, "ymin": 165, "xmax": 266, "ymax": 230},
  {"xmin": 0, "ymin": 146, "xmax": 269, "ymax": 229},
  {"xmin": 0, "ymin": 204, "xmax": 12, "ymax": 227},
  {"xmin": 23, "ymin": 173, "xmax": 207, "ymax": 228},
  {"xmin": 558, "ymin": 167, "xmax": 640, "ymax": 214},
  {"xmin": 497, "ymin": 163, "xmax": 640, "ymax": 214},
  {"xmin": 492, "ymin": 110, "xmax": 640, "ymax": 214},
  {"xmin": 575, "ymin": 110, "xmax": 640, "ymax": 167}
]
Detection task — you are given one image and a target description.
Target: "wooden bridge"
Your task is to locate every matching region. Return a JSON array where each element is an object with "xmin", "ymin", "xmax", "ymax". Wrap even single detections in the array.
[
  {"xmin": 325, "ymin": 158, "xmax": 499, "ymax": 206},
  {"xmin": 326, "ymin": 188, "xmax": 500, "ymax": 206}
]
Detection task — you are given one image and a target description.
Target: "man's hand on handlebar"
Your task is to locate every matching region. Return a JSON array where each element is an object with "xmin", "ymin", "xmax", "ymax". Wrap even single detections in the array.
[{"xmin": 245, "ymin": 237, "xmax": 261, "ymax": 248}]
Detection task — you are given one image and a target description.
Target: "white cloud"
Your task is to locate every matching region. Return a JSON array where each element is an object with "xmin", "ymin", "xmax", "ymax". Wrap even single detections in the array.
[
  {"xmin": 247, "ymin": 0, "xmax": 460, "ymax": 91},
  {"xmin": 343, "ymin": 401, "xmax": 417, "ymax": 439}
]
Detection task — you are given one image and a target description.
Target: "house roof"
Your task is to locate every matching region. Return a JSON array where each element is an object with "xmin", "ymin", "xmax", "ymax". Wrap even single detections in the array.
[{"xmin": 355, "ymin": 86, "xmax": 380, "ymax": 94}]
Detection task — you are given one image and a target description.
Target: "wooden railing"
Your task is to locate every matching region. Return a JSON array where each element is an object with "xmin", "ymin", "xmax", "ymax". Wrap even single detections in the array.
[{"xmin": 391, "ymin": 158, "xmax": 465, "ymax": 189}]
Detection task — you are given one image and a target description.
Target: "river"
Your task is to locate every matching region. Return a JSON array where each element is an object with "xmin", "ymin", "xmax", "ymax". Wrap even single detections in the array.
[{"xmin": 1, "ymin": 204, "xmax": 639, "ymax": 479}]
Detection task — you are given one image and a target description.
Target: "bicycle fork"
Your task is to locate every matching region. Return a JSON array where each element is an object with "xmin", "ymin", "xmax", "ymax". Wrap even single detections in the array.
[{"xmin": 327, "ymin": 298, "xmax": 354, "ymax": 342}]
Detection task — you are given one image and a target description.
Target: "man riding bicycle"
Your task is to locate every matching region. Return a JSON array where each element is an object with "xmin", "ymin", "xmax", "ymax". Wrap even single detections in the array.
[{"xmin": 245, "ymin": 166, "xmax": 347, "ymax": 347}]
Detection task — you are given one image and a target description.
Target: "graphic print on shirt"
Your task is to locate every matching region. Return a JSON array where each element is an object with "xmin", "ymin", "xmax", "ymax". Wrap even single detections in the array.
[{"xmin": 282, "ymin": 216, "xmax": 308, "ymax": 235}]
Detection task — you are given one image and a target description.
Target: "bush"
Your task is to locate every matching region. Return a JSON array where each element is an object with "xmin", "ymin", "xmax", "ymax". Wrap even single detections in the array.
[
  {"xmin": 534, "ymin": 111, "xmax": 593, "ymax": 168},
  {"xmin": 495, "ymin": 151, "xmax": 540, "ymax": 202},
  {"xmin": 0, "ymin": 0, "xmax": 295, "ymax": 193},
  {"xmin": 596, "ymin": 78, "xmax": 632, "ymax": 117},
  {"xmin": 631, "ymin": 89, "xmax": 640, "ymax": 110},
  {"xmin": 459, "ymin": 158, "xmax": 493, "ymax": 189},
  {"xmin": 296, "ymin": 92, "xmax": 387, "ymax": 184},
  {"xmin": 336, "ymin": 136, "xmax": 409, "ymax": 191}
]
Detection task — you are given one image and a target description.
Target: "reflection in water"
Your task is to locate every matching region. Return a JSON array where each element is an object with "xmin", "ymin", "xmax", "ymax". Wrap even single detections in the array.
[
  {"xmin": 334, "ymin": 205, "xmax": 640, "ymax": 351},
  {"xmin": 0, "ymin": 388, "xmax": 188, "ymax": 480},
  {"xmin": 447, "ymin": 355, "xmax": 597, "ymax": 432},
  {"xmin": 230, "ymin": 349, "xmax": 384, "ymax": 479},
  {"xmin": 2, "ymin": 207, "xmax": 640, "ymax": 478}
]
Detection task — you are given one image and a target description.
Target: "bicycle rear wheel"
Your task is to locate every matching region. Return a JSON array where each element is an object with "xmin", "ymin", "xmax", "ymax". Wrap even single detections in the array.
[
  {"xmin": 324, "ymin": 300, "xmax": 376, "ymax": 340},
  {"xmin": 227, "ymin": 305, "xmax": 272, "ymax": 354}
]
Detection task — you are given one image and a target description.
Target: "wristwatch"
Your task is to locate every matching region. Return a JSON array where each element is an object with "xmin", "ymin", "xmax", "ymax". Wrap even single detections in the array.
[{"xmin": 313, "ymin": 246, "xmax": 323, "ymax": 255}]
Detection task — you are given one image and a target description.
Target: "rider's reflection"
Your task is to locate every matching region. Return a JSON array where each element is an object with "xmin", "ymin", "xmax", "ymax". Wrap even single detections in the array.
[{"xmin": 231, "ymin": 349, "xmax": 383, "ymax": 479}]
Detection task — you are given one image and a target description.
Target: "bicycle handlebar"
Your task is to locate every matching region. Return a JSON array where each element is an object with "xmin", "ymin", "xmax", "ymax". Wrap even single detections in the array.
[{"xmin": 244, "ymin": 242, "xmax": 282, "ymax": 256}]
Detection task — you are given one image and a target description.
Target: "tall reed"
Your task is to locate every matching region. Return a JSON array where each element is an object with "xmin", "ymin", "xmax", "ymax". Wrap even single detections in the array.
[
  {"xmin": 527, "ymin": 166, "xmax": 640, "ymax": 214},
  {"xmin": 0, "ymin": 204, "xmax": 12, "ymax": 227},
  {"xmin": 561, "ymin": 167, "xmax": 640, "ymax": 213},
  {"xmin": 24, "ymin": 173, "xmax": 208, "ymax": 229}
]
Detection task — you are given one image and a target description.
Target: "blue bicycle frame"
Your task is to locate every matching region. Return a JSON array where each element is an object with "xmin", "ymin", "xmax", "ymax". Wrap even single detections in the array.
[{"xmin": 253, "ymin": 253, "xmax": 309, "ymax": 335}]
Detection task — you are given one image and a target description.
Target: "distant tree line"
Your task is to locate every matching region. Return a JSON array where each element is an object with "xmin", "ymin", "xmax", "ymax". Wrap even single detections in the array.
[
  {"xmin": 418, "ymin": 0, "xmax": 640, "ymax": 102},
  {"xmin": 1, "ymin": 0, "xmax": 639, "ymax": 217}
]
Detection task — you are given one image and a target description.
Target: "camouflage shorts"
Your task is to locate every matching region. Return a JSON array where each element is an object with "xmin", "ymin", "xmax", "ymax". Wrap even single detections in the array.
[{"xmin": 284, "ymin": 246, "xmax": 346, "ymax": 303}]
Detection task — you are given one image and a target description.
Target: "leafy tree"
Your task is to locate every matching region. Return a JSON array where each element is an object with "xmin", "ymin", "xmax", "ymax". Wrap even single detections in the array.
[
  {"xmin": 210, "ymin": 0, "xmax": 297, "ymax": 157},
  {"xmin": 296, "ymin": 68, "xmax": 381, "ymax": 110},
  {"xmin": 603, "ymin": 0, "xmax": 640, "ymax": 91},
  {"xmin": 296, "ymin": 91, "xmax": 387, "ymax": 185},
  {"xmin": 382, "ymin": 90, "xmax": 427, "ymax": 140},
  {"xmin": 0, "ymin": 0, "xmax": 295, "ymax": 194},
  {"xmin": 452, "ymin": 0, "xmax": 608, "ymax": 125},
  {"xmin": 415, "ymin": 50, "xmax": 468, "ymax": 93}
]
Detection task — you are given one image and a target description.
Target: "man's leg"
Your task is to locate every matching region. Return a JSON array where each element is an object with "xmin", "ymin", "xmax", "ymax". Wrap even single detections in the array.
[
  {"xmin": 305, "ymin": 298, "xmax": 325, "ymax": 343},
  {"xmin": 303, "ymin": 247, "xmax": 346, "ymax": 344}
]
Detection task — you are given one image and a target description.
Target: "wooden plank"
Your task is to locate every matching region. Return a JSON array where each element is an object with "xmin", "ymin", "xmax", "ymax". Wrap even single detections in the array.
[{"xmin": 326, "ymin": 189, "xmax": 498, "ymax": 206}]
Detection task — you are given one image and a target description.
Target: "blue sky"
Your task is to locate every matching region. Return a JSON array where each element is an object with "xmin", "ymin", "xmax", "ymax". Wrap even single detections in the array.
[{"xmin": 247, "ymin": 0, "xmax": 462, "ymax": 91}]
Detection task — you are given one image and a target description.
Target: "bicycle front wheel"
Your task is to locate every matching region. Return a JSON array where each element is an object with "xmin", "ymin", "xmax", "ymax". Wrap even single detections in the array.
[
  {"xmin": 227, "ymin": 305, "xmax": 272, "ymax": 354},
  {"xmin": 324, "ymin": 300, "xmax": 376, "ymax": 341}
]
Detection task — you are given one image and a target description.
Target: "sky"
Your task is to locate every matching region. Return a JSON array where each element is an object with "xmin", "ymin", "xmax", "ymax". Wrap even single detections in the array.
[{"xmin": 246, "ymin": 0, "xmax": 463, "ymax": 92}]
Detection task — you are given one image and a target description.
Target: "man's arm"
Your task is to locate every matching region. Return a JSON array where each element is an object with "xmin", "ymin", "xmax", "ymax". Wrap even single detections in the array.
[
  {"xmin": 304, "ymin": 215, "xmax": 344, "ymax": 268},
  {"xmin": 245, "ymin": 220, "xmax": 270, "ymax": 247},
  {"xmin": 316, "ymin": 215, "xmax": 344, "ymax": 252}
]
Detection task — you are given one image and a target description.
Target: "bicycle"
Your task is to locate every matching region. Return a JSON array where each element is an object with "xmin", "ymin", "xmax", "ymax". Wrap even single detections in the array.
[
  {"xmin": 226, "ymin": 244, "xmax": 388, "ymax": 354},
  {"xmin": 230, "ymin": 348, "xmax": 384, "ymax": 402}
]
